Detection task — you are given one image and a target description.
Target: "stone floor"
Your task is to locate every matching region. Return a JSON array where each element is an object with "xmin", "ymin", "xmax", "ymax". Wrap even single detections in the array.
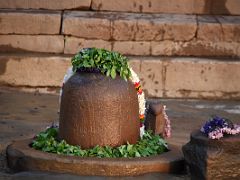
[{"xmin": 0, "ymin": 88, "xmax": 240, "ymax": 179}]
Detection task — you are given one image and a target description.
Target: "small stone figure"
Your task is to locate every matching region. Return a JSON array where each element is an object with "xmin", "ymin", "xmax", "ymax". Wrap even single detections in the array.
[{"xmin": 145, "ymin": 102, "xmax": 171, "ymax": 138}]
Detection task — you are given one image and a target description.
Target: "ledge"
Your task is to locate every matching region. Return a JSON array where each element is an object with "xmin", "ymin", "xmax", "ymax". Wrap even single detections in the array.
[{"xmin": 7, "ymin": 139, "xmax": 184, "ymax": 176}]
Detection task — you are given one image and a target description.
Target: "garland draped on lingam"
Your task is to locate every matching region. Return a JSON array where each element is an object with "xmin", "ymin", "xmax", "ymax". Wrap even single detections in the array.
[{"xmin": 60, "ymin": 48, "xmax": 171, "ymax": 138}]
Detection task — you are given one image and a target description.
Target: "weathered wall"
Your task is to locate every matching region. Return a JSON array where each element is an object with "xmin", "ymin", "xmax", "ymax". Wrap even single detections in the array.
[
  {"xmin": 0, "ymin": 0, "xmax": 240, "ymax": 99},
  {"xmin": 0, "ymin": 10, "xmax": 240, "ymax": 56}
]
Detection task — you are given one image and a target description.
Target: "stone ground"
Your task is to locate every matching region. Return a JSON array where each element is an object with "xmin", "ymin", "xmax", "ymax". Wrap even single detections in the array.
[{"xmin": 0, "ymin": 88, "xmax": 240, "ymax": 180}]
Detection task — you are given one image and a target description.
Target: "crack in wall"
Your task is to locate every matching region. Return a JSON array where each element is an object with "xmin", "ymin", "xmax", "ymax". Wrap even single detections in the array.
[
  {"xmin": 187, "ymin": 15, "xmax": 199, "ymax": 42},
  {"xmin": 59, "ymin": 10, "xmax": 64, "ymax": 35},
  {"xmin": 214, "ymin": 16, "xmax": 225, "ymax": 42},
  {"xmin": 162, "ymin": 60, "xmax": 168, "ymax": 97},
  {"xmin": 132, "ymin": 16, "xmax": 139, "ymax": 41}
]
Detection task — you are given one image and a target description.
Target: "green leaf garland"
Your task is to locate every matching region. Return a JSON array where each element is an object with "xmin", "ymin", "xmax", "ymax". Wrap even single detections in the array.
[
  {"xmin": 32, "ymin": 128, "xmax": 168, "ymax": 158},
  {"xmin": 71, "ymin": 48, "xmax": 131, "ymax": 80}
]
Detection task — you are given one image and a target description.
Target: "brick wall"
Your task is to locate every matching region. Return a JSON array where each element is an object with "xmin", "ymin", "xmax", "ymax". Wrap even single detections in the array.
[{"xmin": 1, "ymin": 7, "xmax": 240, "ymax": 56}]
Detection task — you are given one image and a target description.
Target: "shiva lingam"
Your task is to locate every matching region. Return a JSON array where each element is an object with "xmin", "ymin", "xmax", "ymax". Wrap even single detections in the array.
[
  {"xmin": 59, "ymin": 68, "xmax": 169, "ymax": 149},
  {"xmin": 59, "ymin": 48, "xmax": 171, "ymax": 148},
  {"xmin": 59, "ymin": 70, "xmax": 140, "ymax": 148},
  {"xmin": 7, "ymin": 48, "xmax": 183, "ymax": 176}
]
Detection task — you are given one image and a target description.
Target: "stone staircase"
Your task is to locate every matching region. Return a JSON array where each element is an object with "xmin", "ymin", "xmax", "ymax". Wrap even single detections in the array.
[{"xmin": 0, "ymin": 0, "xmax": 240, "ymax": 99}]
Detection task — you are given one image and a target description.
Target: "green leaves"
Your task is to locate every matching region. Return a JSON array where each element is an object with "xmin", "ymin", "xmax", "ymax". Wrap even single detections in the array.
[
  {"xmin": 32, "ymin": 128, "xmax": 168, "ymax": 158},
  {"xmin": 71, "ymin": 48, "xmax": 131, "ymax": 81},
  {"xmin": 110, "ymin": 65, "xmax": 116, "ymax": 79}
]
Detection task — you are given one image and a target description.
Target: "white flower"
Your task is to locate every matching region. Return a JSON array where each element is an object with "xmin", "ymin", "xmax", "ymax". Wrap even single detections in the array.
[
  {"xmin": 163, "ymin": 105, "xmax": 171, "ymax": 138},
  {"xmin": 138, "ymin": 93, "xmax": 146, "ymax": 115},
  {"xmin": 59, "ymin": 67, "xmax": 74, "ymax": 104},
  {"xmin": 140, "ymin": 125, "xmax": 145, "ymax": 138},
  {"xmin": 129, "ymin": 68, "xmax": 140, "ymax": 82},
  {"xmin": 63, "ymin": 66, "xmax": 74, "ymax": 83}
]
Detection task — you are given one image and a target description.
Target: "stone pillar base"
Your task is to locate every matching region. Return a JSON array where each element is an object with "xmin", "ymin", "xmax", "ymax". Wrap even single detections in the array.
[{"xmin": 182, "ymin": 130, "xmax": 240, "ymax": 179}]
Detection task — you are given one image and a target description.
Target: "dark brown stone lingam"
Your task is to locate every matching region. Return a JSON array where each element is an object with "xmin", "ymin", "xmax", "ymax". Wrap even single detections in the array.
[{"xmin": 59, "ymin": 72, "xmax": 139, "ymax": 149}]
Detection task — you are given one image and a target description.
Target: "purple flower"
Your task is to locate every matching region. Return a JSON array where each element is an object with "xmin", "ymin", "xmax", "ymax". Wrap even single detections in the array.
[
  {"xmin": 201, "ymin": 116, "xmax": 240, "ymax": 139},
  {"xmin": 201, "ymin": 116, "xmax": 228, "ymax": 134}
]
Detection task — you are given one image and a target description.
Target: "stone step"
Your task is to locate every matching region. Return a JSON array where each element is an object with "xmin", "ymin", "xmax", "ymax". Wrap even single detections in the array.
[
  {"xmin": 63, "ymin": 11, "xmax": 240, "ymax": 42},
  {"xmin": 0, "ymin": 0, "xmax": 239, "ymax": 15},
  {"xmin": 1, "ymin": 34, "xmax": 239, "ymax": 57},
  {"xmin": 91, "ymin": 0, "xmax": 240, "ymax": 15},
  {"xmin": 1, "ymin": 10, "xmax": 239, "ymax": 57},
  {"xmin": 0, "ymin": 54, "xmax": 239, "ymax": 99},
  {"xmin": 64, "ymin": 37, "xmax": 240, "ymax": 57}
]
